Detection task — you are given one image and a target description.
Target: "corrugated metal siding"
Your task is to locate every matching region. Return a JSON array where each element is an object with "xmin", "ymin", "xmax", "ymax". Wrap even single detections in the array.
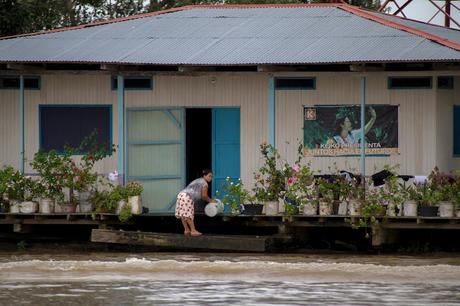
[
  {"xmin": 452, "ymin": 77, "xmax": 460, "ymax": 170},
  {"xmin": 1, "ymin": 7, "xmax": 460, "ymax": 64},
  {"xmin": 275, "ymin": 72, "xmax": 438, "ymax": 176},
  {"xmin": 0, "ymin": 90, "xmax": 19, "ymax": 168},
  {"xmin": 22, "ymin": 74, "xmax": 118, "ymax": 174},
  {"xmin": 369, "ymin": 11, "xmax": 460, "ymax": 45},
  {"xmin": 0, "ymin": 71, "xmax": 453, "ymax": 186},
  {"xmin": 437, "ymin": 76, "xmax": 460, "ymax": 171},
  {"xmin": 125, "ymin": 73, "xmax": 268, "ymax": 188}
]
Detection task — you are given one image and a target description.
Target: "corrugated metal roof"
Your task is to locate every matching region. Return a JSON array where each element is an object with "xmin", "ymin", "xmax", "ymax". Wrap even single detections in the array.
[
  {"xmin": 1, "ymin": 5, "xmax": 460, "ymax": 65},
  {"xmin": 368, "ymin": 10, "xmax": 460, "ymax": 45}
]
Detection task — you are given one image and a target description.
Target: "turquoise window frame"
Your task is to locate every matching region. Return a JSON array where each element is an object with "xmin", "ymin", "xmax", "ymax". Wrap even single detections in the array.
[
  {"xmin": 388, "ymin": 76, "xmax": 432, "ymax": 90},
  {"xmin": 39, "ymin": 104, "xmax": 113, "ymax": 155},
  {"xmin": 0, "ymin": 75, "xmax": 41, "ymax": 90},
  {"xmin": 454, "ymin": 105, "xmax": 460, "ymax": 157},
  {"xmin": 274, "ymin": 77, "xmax": 316, "ymax": 90},
  {"xmin": 111, "ymin": 76, "xmax": 153, "ymax": 91}
]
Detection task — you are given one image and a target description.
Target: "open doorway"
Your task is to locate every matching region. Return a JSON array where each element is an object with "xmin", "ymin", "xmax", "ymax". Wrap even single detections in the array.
[{"xmin": 185, "ymin": 108, "xmax": 212, "ymax": 189}]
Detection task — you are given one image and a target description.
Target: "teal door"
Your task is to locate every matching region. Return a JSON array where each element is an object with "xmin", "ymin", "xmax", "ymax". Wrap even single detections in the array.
[
  {"xmin": 212, "ymin": 108, "xmax": 240, "ymax": 197},
  {"xmin": 126, "ymin": 108, "xmax": 185, "ymax": 213}
]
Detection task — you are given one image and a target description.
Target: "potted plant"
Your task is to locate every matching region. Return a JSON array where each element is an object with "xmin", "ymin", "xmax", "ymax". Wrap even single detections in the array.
[
  {"xmin": 253, "ymin": 143, "xmax": 290, "ymax": 215},
  {"xmin": 356, "ymin": 189, "xmax": 385, "ymax": 228},
  {"xmin": 417, "ymin": 185, "xmax": 439, "ymax": 217},
  {"xmin": 452, "ymin": 175, "xmax": 460, "ymax": 217},
  {"xmin": 219, "ymin": 177, "xmax": 252, "ymax": 215},
  {"xmin": 2, "ymin": 168, "xmax": 38, "ymax": 213},
  {"xmin": 316, "ymin": 178, "xmax": 335, "ymax": 216},
  {"xmin": 30, "ymin": 151, "xmax": 66, "ymax": 213},
  {"xmin": 346, "ymin": 176, "xmax": 364, "ymax": 216},
  {"xmin": 404, "ymin": 185, "xmax": 420, "ymax": 217},
  {"xmin": 91, "ymin": 190, "xmax": 117, "ymax": 213},
  {"xmin": 335, "ymin": 176, "xmax": 350, "ymax": 216},
  {"xmin": 285, "ymin": 163, "xmax": 315, "ymax": 216},
  {"xmin": 380, "ymin": 175, "xmax": 406, "ymax": 217},
  {"xmin": 30, "ymin": 131, "xmax": 115, "ymax": 214},
  {"xmin": 125, "ymin": 181, "xmax": 143, "ymax": 215},
  {"xmin": 0, "ymin": 166, "xmax": 15, "ymax": 212},
  {"xmin": 429, "ymin": 167, "xmax": 455, "ymax": 217}
]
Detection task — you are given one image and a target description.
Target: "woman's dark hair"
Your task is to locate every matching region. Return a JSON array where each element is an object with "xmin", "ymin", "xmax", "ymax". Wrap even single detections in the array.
[{"xmin": 201, "ymin": 169, "xmax": 212, "ymax": 176}]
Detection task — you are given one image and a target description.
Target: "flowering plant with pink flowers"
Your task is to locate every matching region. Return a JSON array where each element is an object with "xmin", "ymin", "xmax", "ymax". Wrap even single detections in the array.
[{"xmin": 284, "ymin": 162, "xmax": 315, "ymax": 210}]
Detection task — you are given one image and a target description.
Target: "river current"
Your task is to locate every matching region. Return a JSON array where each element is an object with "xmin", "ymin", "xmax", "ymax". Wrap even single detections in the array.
[{"xmin": 0, "ymin": 253, "xmax": 459, "ymax": 305}]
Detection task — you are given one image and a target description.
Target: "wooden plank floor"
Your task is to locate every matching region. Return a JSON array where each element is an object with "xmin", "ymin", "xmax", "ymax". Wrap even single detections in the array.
[{"xmin": 91, "ymin": 229, "xmax": 273, "ymax": 252}]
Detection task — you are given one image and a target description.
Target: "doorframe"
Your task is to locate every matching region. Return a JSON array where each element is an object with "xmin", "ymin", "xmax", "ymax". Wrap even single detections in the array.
[{"xmin": 211, "ymin": 107, "xmax": 241, "ymax": 197}]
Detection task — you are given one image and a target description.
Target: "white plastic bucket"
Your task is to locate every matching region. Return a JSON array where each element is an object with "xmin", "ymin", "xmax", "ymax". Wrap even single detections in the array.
[
  {"xmin": 205, "ymin": 199, "xmax": 224, "ymax": 217},
  {"xmin": 403, "ymin": 201, "xmax": 418, "ymax": 217},
  {"xmin": 439, "ymin": 201, "xmax": 454, "ymax": 217},
  {"xmin": 39, "ymin": 198, "xmax": 54, "ymax": 214},
  {"xmin": 129, "ymin": 196, "xmax": 142, "ymax": 215}
]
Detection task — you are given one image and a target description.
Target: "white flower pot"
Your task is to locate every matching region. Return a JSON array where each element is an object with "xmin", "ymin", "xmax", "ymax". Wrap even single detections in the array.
[
  {"xmin": 348, "ymin": 200, "xmax": 361, "ymax": 216},
  {"xmin": 319, "ymin": 200, "xmax": 332, "ymax": 216},
  {"xmin": 20, "ymin": 201, "xmax": 38, "ymax": 213},
  {"xmin": 338, "ymin": 201, "xmax": 348, "ymax": 215},
  {"xmin": 79, "ymin": 203, "xmax": 94, "ymax": 213},
  {"xmin": 278, "ymin": 198, "xmax": 285, "ymax": 214},
  {"xmin": 54, "ymin": 203, "xmax": 63, "ymax": 213},
  {"xmin": 302, "ymin": 201, "xmax": 318, "ymax": 215},
  {"xmin": 39, "ymin": 198, "xmax": 54, "ymax": 214},
  {"xmin": 403, "ymin": 200, "xmax": 418, "ymax": 217},
  {"xmin": 129, "ymin": 196, "xmax": 142, "ymax": 215},
  {"xmin": 438, "ymin": 201, "xmax": 454, "ymax": 217},
  {"xmin": 79, "ymin": 191, "xmax": 91, "ymax": 205},
  {"xmin": 263, "ymin": 201, "xmax": 278, "ymax": 216},
  {"xmin": 116, "ymin": 200, "xmax": 127, "ymax": 214},
  {"xmin": 386, "ymin": 202, "xmax": 402, "ymax": 217},
  {"xmin": 9, "ymin": 200, "xmax": 20, "ymax": 213}
]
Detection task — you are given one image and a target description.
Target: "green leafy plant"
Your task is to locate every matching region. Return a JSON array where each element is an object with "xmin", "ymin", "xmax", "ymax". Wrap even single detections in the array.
[
  {"xmin": 428, "ymin": 167, "xmax": 456, "ymax": 202},
  {"xmin": 410, "ymin": 184, "xmax": 438, "ymax": 206},
  {"xmin": 253, "ymin": 143, "xmax": 291, "ymax": 202},
  {"xmin": 118, "ymin": 203, "xmax": 133, "ymax": 222},
  {"xmin": 91, "ymin": 190, "xmax": 117, "ymax": 213},
  {"xmin": 0, "ymin": 166, "xmax": 15, "ymax": 199},
  {"xmin": 316, "ymin": 178, "xmax": 337, "ymax": 203},
  {"xmin": 125, "ymin": 181, "xmax": 143, "ymax": 197},
  {"xmin": 1, "ymin": 167, "xmax": 37, "ymax": 201},
  {"xmin": 30, "ymin": 151, "xmax": 66, "ymax": 202},
  {"xmin": 30, "ymin": 131, "xmax": 115, "ymax": 205},
  {"xmin": 219, "ymin": 177, "xmax": 253, "ymax": 213},
  {"xmin": 378, "ymin": 172, "xmax": 407, "ymax": 215},
  {"xmin": 356, "ymin": 190, "xmax": 385, "ymax": 228}
]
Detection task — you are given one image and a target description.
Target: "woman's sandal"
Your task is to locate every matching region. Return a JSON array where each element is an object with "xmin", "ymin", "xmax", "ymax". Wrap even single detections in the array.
[
  {"xmin": 190, "ymin": 232, "xmax": 202, "ymax": 237},
  {"xmin": 184, "ymin": 231, "xmax": 191, "ymax": 236}
]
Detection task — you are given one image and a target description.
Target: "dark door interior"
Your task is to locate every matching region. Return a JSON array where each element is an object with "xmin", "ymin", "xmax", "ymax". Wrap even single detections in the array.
[{"xmin": 185, "ymin": 108, "xmax": 212, "ymax": 188}]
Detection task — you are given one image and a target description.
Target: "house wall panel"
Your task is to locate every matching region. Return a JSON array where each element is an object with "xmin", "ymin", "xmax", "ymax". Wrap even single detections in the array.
[
  {"xmin": 275, "ymin": 72, "xmax": 436, "ymax": 176},
  {"xmin": 0, "ymin": 90, "xmax": 20, "ymax": 168},
  {"xmin": 0, "ymin": 71, "xmax": 448, "ymax": 189}
]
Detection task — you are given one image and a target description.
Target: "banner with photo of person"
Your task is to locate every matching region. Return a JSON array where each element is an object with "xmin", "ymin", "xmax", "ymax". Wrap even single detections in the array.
[{"xmin": 303, "ymin": 105, "xmax": 399, "ymax": 156}]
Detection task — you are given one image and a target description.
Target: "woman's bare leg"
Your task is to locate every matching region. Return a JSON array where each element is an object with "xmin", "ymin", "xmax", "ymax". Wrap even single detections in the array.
[
  {"xmin": 185, "ymin": 218, "xmax": 202, "ymax": 236},
  {"xmin": 181, "ymin": 218, "xmax": 191, "ymax": 235}
]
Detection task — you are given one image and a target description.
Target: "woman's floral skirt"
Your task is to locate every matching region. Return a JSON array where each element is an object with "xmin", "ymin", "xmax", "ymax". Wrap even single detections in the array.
[{"xmin": 175, "ymin": 192, "xmax": 194, "ymax": 220}]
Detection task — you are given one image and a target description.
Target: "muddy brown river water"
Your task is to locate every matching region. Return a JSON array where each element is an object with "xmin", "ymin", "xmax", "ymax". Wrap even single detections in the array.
[{"xmin": 0, "ymin": 253, "xmax": 459, "ymax": 305}]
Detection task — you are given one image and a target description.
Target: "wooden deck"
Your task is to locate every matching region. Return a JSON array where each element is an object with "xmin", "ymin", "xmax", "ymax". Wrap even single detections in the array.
[
  {"xmin": 91, "ymin": 229, "xmax": 276, "ymax": 252},
  {"xmin": 1, "ymin": 213, "xmax": 460, "ymax": 250}
]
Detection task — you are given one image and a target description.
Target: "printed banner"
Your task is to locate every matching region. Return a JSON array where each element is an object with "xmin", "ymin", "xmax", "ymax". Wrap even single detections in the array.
[{"xmin": 303, "ymin": 105, "xmax": 399, "ymax": 156}]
